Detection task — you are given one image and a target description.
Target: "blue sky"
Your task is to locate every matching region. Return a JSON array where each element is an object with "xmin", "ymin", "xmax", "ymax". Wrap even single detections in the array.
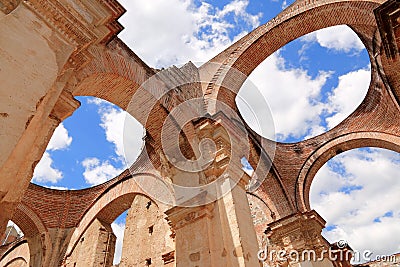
[{"xmin": 25, "ymin": 0, "xmax": 400, "ymax": 264}]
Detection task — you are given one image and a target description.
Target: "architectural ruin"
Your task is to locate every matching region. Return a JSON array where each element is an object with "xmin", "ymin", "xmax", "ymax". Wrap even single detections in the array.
[{"xmin": 1, "ymin": 0, "xmax": 400, "ymax": 266}]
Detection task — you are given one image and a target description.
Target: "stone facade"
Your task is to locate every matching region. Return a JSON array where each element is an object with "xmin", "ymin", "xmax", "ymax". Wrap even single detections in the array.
[
  {"xmin": 1, "ymin": 0, "xmax": 400, "ymax": 266},
  {"xmin": 120, "ymin": 195, "xmax": 174, "ymax": 267}
]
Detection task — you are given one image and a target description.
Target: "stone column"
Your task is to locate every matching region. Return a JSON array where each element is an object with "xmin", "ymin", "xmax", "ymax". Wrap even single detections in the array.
[
  {"xmin": 165, "ymin": 202, "xmax": 215, "ymax": 267},
  {"xmin": 0, "ymin": 89, "xmax": 80, "ymax": 233},
  {"xmin": 166, "ymin": 175, "xmax": 260, "ymax": 267},
  {"xmin": 261, "ymin": 210, "xmax": 334, "ymax": 267},
  {"xmin": 216, "ymin": 175, "xmax": 261, "ymax": 267},
  {"xmin": 165, "ymin": 116, "xmax": 261, "ymax": 267}
]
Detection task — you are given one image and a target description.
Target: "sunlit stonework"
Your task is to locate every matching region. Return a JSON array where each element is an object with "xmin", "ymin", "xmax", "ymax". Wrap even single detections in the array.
[{"xmin": 1, "ymin": 0, "xmax": 400, "ymax": 266}]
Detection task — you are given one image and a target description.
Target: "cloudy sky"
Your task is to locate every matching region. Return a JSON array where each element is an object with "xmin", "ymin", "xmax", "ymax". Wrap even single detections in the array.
[{"xmin": 25, "ymin": 0, "xmax": 400, "ymax": 264}]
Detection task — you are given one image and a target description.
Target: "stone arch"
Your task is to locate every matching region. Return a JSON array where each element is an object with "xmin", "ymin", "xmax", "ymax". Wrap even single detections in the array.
[
  {"xmin": 295, "ymin": 131, "xmax": 400, "ymax": 212},
  {"xmin": 4, "ymin": 258, "xmax": 28, "ymax": 267},
  {"xmin": 73, "ymin": 39, "xmax": 155, "ymax": 107},
  {"xmin": 0, "ymin": 241, "xmax": 29, "ymax": 267},
  {"xmin": 0, "ymin": 0, "xmax": 22, "ymax": 15},
  {"xmin": 11, "ymin": 204, "xmax": 52, "ymax": 267},
  {"xmin": 70, "ymin": 39, "xmax": 170, "ymax": 143},
  {"xmin": 64, "ymin": 172, "xmax": 171, "ymax": 260},
  {"xmin": 202, "ymin": 0, "xmax": 382, "ymax": 113}
]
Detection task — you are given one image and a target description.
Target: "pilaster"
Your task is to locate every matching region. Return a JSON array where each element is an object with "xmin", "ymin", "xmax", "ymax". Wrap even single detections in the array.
[
  {"xmin": 0, "ymin": 0, "xmax": 123, "ymax": 233},
  {"xmin": 261, "ymin": 210, "xmax": 334, "ymax": 267},
  {"xmin": 164, "ymin": 114, "xmax": 260, "ymax": 267}
]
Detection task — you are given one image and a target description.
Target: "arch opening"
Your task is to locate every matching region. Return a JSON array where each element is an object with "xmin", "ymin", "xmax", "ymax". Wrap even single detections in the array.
[
  {"xmin": 31, "ymin": 96, "xmax": 145, "ymax": 190},
  {"xmin": 0, "ymin": 221, "xmax": 29, "ymax": 267},
  {"xmin": 64, "ymin": 188, "xmax": 175, "ymax": 267},
  {"xmin": 236, "ymin": 25, "xmax": 371, "ymax": 143},
  {"xmin": 310, "ymin": 147, "xmax": 400, "ymax": 263}
]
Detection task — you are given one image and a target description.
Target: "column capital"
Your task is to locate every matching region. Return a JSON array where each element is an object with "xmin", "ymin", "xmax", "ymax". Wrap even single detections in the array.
[
  {"xmin": 50, "ymin": 90, "xmax": 80, "ymax": 122},
  {"xmin": 265, "ymin": 210, "xmax": 330, "ymax": 263},
  {"xmin": 165, "ymin": 203, "xmax": 214, "ymax": 231}
]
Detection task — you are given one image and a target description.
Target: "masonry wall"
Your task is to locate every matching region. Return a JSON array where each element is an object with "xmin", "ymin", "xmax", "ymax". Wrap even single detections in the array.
[
  {"xmin": 0, "ymin": 4, "xmax": 64, "ymax": 168},
  {"xmin": 65, "ymin": 218, "xmax": 116, "ymax": 267},
  {"xmin": 120, "ymin": 195, "xmax": 175, "ymax": 267},
  {"xmin": 0, "ymin": 240, "xmax": 30, "ymax": 267}
]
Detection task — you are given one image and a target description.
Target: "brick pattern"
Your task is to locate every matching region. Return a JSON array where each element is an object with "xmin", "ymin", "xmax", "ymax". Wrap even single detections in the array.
[
  {"xmin": 4, "ymin": 0, "xmax": 400, "ymax": 266},
  {"xmin": 203, "ymin": 0, "xmax": 381, "ymax": 109}
]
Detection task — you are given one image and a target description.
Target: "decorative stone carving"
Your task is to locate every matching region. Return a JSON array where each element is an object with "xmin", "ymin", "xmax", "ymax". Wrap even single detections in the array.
[
  {"xmin": 50, "ymin": 90, "xmax": 80, "ymax": 122},
  {"xmin": 165, "ymin": 203, "xmax": 214, "ymax": 230},
  {"xmin": 22, "ymin": 0, "xmax": 125, "ymax": 68},
  {"xmin": 375, "ymin": 0, "xmax": 400, "ymax": 59},
  {"xmin": 264, "ymin": 210, "xmax": 330, "ymax": 266}
]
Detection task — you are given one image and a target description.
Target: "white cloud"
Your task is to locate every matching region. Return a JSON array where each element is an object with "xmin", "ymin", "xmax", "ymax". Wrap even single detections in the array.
[
  {"xmin": 311, "ymin": 148, "xmax": 400, "ymax": 261},
  {"xmin": 89, "ymin": 99, "xmax": 144, "ymax": 167},
  {"xmin": 7, "ymin": 221, "xmax": 23, "ymax": 236},
  {"xmin": 238, "ymin": 52, "xmax": 331, "ymax": 140},
  {"xmin": 32, "ymin": 152, "xmax": 63, "ymax": 183},
  {"xmin": 32, "ymin": 123, "xmax": 72, "ymax": 185},
  {"xmin": 118, "ymin": 0, "xmax": 261, "ymax": 67},
  {"xmin": 47, "ymin": 123, "xmax": 72, "ymax": 151},
  {"xmin": 81, "ymin": 157, "xmax": 123, "ymax": 186},
  {"xmin": 86, "ymin": 97, "xmax": 107, "ymax": 105},
  {"xmin": 325, "ymin": 68, "xmax": 370, "ymax": 129},
  {"xmin": 79, "ymin": 99, "xmax": 144, "ymax": 187},
  {"xmin": 302, "ymin": 25, "xmax": 364, "ymax": 53},
  {"xmin": 47, "ymin": 185, "xmax": 71, "ymax": 190},
  {"xmin": 217, "ymin": 0, "xmax": 261, "ymax": 28},
  {"xmin": 238, "ymin": 50, "xmax": 369, "ymax": 141},
  {"xmin": 111, "ymin": 222, "xmax": 125, "ymax": 265},
  {"xmin": 281, "ymin": 0, "xmax": 288, "ymax": 9}
]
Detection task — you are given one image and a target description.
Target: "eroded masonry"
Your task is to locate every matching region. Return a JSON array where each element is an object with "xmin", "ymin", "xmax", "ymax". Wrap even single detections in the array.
[{"xmin": 1, "ymin": 0, "xmax": 400, "ymax": 266}]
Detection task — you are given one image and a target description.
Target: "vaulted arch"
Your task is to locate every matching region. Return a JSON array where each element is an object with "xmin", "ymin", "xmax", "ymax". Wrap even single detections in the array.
[
  {"xmin": 201, "ymin": 0, "xmax": 382, "ymax": 113},
  {"xmin": 296, "ymin": 131, "xmax": 400, "ymax": 211},
  {"xmin": 64, "ymin": 172, "xmax": 172, "ymax": 259}
]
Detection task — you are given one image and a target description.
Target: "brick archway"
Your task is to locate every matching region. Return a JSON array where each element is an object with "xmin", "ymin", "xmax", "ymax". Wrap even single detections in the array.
[
  {"xmin": 72, "ymin": 39, "xmax": 155, "ymax": 112},
  {"xmin": 0, "ymin": 241, "xmax": 29, "ymax": 267},
  {"xmin": 70, "ymin": 38, "xmax": 187, "ymax": 152},
  {"xmin": 64, "ymin": 172, "xmax": 169, "ymax": 260},
  {"xmin": 201, "ymin": 0, "xmax": 381, "ymax": 114},
  {"xmin": 10, "ymin": 204, "xmax": 52, "ymax": 267},
  {"xmin": 295, "ymin": 131, "xmax": 400, "ymax": 211}
]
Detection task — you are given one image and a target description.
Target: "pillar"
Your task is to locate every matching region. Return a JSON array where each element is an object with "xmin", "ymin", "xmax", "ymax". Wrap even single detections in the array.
[
  {"xmin": 0, "ymin": 0, "xmax": 124, "ymax": 233},
  {"xmin": 261, "ymin": 210, "xmax": 334, "ymax": 267},
  {"xmin": 0, "ymin": 89, "xmax": 80, "ymax": 234},
  {"xmin": 166, "ymin": 174, "xmax": 260, "ymax": 267},
  {"xmin": 163, "ymin": 114, "xmax": 261, "ymax": 267}
]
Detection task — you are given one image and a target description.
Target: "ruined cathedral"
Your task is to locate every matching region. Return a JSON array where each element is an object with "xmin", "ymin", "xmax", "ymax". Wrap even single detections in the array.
[{"xmin": 1, "ymin": 0, "xmax": 400, "ymax": 266}]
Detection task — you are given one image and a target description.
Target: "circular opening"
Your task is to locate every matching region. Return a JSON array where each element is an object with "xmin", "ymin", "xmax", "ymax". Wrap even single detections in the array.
[
  {"xmin": 32, "ymin": 96, "xmax": 144, "ymax": 189},
  {"xmin": 310, "ymin": 147, "xmax": 400, "ymax": 263},
  {"xmin": 237, "ymin": 25, "xmax": 371, "ymax": 143}
]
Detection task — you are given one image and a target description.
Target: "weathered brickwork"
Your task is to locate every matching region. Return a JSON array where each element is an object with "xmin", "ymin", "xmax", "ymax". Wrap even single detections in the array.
[
  {"xmin": 1, "ymin": 0, "xmax": 400, "ymax": 266},
  {"xmin": 64, "ymin": 219, "xmax": 116, "ymax": 267},
  {"xmin": 120, "ymin": 195, "xmax": 174, "ymax": 267}
]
